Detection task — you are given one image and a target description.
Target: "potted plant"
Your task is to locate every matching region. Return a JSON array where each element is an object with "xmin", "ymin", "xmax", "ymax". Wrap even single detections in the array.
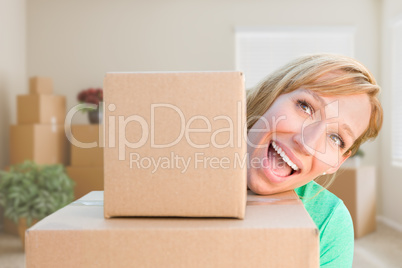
[
  {"xmin": 77, "ymin": 87, "xmax": 103, "ymax": 124},
  {"xmin": 0, "ymin": 161, "xmax": 75, "ymax": 246}
]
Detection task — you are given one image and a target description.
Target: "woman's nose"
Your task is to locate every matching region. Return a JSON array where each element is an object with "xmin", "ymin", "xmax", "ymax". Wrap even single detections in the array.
[
  {"xmin": 293, "ymin": 133, "xmax": 311, "ymax": 156},
  {"xmin": 296, "ymin": 120, "xmax": 327, "ymax": 156}
]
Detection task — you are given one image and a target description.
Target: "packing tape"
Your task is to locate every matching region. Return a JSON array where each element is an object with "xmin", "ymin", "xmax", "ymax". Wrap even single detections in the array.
[{"xmin": 71, "ymin": 200, "xmax": 103, "ymax": 206}]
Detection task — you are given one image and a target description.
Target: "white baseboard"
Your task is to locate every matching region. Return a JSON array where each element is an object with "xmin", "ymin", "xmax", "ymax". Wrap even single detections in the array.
[{"xmin": 377, "ymin": 215, "xmax": 402, "ymax": 232}]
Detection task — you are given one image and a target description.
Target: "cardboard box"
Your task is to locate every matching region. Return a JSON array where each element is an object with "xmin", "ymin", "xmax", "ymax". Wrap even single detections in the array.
[
  {"xmin": 104, "ymin": 72, "xmax": 247, "ymax": 218},
  {"xmin": 25, "ymin": 190, "xmax": 319, "ymax": 268},
  {"xmin": 318, "ymin": 166, "xmax": 376, "ymax": 238},
  {"xmin": 29, "ymin": 77, "xmax": 53, "ymax": 95},
  {"xmin": 10, "ymin": 125, "xmax": 68, "ymax": 165},
  {"xmin": 66, "ymin": 166, "xmax": 104, "ymax": 199},
  {"xmin": 17, "ymin": 95, "xmax": 66, "ymax": 124},
  {"xmin": 3, "ymin": 217, "xmax": 19, "ymax": 235},
  {"xmin": 70, "ymin": 125, "xmax": 103, "ymax": 166}
]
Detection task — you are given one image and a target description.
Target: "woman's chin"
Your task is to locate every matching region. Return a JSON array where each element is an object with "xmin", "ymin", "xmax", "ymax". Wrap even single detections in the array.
[
  {"xmin": 248, "ymin": 166, "xmax": 298, "ymax": 195},
  {"xmin": 247, "ymin": 175, "xmax": 279, "ymax": 195}
]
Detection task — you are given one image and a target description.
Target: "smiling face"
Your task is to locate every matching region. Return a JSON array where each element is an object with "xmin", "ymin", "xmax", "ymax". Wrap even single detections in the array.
[{"xmin": 247, "ymin": 88, "xmax": 371, "ymax": 195}]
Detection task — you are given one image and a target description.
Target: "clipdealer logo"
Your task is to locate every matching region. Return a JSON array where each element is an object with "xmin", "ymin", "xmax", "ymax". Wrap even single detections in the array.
[{"xmin": 65, "ymin": 98, "xmax": 343, "ymax": 172}]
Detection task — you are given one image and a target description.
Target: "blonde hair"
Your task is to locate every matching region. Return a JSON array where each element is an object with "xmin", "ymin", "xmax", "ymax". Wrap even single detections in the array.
[
  {"xmin": 247, "ymin": 53, "xmax": 383, "ymax": 158},
  {"xmin": 247, "ymin": 54, "xmax": 383, "ymax": 195}
]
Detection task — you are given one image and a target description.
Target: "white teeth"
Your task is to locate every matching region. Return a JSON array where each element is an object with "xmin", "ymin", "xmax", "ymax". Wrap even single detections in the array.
[{"xmin": 271, "ymin": 141, "xmax": 299, "ymax": 171}]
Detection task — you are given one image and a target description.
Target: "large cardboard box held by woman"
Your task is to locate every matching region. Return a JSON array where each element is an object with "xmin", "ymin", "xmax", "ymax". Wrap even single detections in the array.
[
  {"xmin": 103, "ymin": 72, "xmax": 247, "ymax": 219},
  {"xmin": 25, "ymin": 191, "xmax": 319, "ymax": 268}
]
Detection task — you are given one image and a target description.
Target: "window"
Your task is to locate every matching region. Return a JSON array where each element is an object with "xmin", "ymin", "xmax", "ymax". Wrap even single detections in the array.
[{"xmin": 235, "ymin": 27, "xmax": 355, "ymax": 89}]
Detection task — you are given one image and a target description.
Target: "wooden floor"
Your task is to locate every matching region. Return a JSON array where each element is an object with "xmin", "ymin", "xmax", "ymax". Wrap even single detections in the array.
[{"xmin": 1, "ymin": 221, "xmax": 402, "ymax": 267}]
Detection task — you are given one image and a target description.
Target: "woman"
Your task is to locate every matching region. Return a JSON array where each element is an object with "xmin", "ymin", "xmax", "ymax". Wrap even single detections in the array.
[{"xmin": 246, "ymin": 54, "xmax": 383, "ymax": 267}]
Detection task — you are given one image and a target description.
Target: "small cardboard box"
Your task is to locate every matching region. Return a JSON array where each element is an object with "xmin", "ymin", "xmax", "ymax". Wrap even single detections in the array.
[
  {"xmin": 104, "ymin": 72, "xmax": 247, "ymax": 218},
  {"xmin": 66, "ymin": 166, "xmax": 104, "ymax": 199},
  {"xmin": 10, "ymin": 125, "xmax": 68, "ymax": 165},
  {"xmin": 29, "ymin": 77, "xmax": 53, "ymax": 95},
  {"xmin": 3, "ymin": 217, "xmax": 18, "ymax": 235},
  {"xmin": 25, "ymin": 191, "xmax": 319, "ymax": 268},
  {"xmin": 70, "ymin": 125, "xmax": 103, "ymax": 166},
  {"xmin": 17, "ymin": 95, "xmax": 66, "ymax": 124},
  {"xmin": 318, "ymin": 166, "xmax": 376, "ymax": 238}
]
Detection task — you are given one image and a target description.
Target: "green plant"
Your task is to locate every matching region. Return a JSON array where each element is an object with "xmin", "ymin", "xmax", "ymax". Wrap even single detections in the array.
[{"xmin": 0, "ymin": 161, "xmax": 75, "ymax": 226}]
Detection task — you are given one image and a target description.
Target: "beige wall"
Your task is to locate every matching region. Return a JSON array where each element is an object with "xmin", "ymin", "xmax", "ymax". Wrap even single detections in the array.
[
  {"xmin": 27, "ymin": 0, "xmax": 381, "ymax": 124},
  {"xmin": 0, "ymin": 0, "xmax": 26, "ymax": 228},
  {"xmin": 0, "ymin": 0, "xmax": 26, "ymax": 169}
]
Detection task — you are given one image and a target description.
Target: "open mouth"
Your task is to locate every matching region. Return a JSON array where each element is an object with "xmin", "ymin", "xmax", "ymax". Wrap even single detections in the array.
[{"xmin": 266, "ymin": 141, "xmax": 301, "ymax": 177}]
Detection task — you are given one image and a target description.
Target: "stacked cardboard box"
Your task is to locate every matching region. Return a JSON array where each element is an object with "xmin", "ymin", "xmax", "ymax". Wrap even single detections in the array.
[
  {"xmin": 10, "ymin": 77, "xmax": 68, "ymax": 165},
  {"xmin": 26, "ymin": 72, "xmax": 320, "ymax": 267},
  {"xmin": 26, "ymin": 190, "xmax": 319, "ymax": 268},
  {"xmin": 103, "ymin": 72, "xmax": 247, "ymax": 218},
  {"xmin": 66, "ymin": 124, "xmax": 104, "ymax": 199},
  {"xmin": 6, "ymin": 77, "xmax": 68, "ymax": 235}
]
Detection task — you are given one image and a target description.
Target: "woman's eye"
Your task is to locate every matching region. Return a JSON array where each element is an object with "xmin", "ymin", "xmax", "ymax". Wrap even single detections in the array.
[
  {"xmin": 297, "ymin": 100, "xmax": 313, "ymax": 116},
  {"xmin": 329, "ymin": 134, "xmax": 345, "ymax": 149}
]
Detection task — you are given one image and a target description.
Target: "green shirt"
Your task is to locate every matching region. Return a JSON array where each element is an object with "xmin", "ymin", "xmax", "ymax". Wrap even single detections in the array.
[{"xmin": 295, "ymin": 181, "xmax": 354, "ymax": 268}]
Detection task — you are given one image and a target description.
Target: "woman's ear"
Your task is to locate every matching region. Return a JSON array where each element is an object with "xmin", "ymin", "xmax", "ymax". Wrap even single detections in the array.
[{"xmin": 326, "ymin": 151, "xmax": 352, "ymax": 174}]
